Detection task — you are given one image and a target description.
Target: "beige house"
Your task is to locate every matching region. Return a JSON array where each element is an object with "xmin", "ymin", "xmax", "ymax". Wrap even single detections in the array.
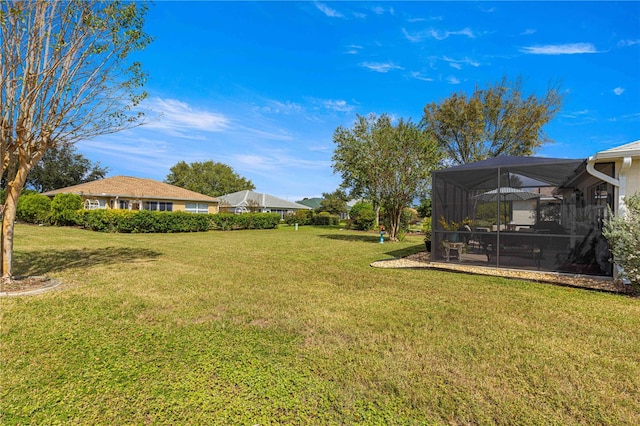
[
  {"xmin": 43, "ymin": 176, "xmax": 219, "ymax": 214},
  {"xmin": 586, "ymin": 140, "xmax": 640, "ymax": 218}
]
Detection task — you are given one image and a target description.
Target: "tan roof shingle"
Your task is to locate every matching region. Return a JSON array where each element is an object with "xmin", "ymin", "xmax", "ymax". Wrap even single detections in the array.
[{"xmin": 43, "ymin": 176, "xmax": 218, "ymax": 203}]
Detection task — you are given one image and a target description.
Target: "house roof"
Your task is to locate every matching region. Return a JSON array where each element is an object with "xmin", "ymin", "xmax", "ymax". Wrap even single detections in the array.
[
  {"xmin": 219, "ymin": 190, "xmax": 311, "ymax": 210},
  {"xmin": 43, "ymin": 176, "xmax": 219, "ymax": 203},
  {"xmin": 593, "ymin": 140, "xmax": 640, "ymax": 159},
  {"xmin": 296, "ymin": 197, "xmax": 323, "ymax": 209}
]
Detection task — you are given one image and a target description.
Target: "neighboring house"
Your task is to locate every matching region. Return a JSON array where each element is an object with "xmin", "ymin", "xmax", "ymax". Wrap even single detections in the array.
[
  {"xmin": 43, "ymin": 176, "xmax": 219, "ymax": 214},
  {"xmin": 218, "ymin": 190, "xmax": 311, "ymax": 218},
  {"xmin": 296, "ymin": 197, "xmax": 323, "ymax": 210},
  {"xmin": 296, "ymin": 197, "xmax": 359, "ymax": 219},
  {"xmin": 430, "ymin": 139, "xmax": 640, "ymax": 278}
]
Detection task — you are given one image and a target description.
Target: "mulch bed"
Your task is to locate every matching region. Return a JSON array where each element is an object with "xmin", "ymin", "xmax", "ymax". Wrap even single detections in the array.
[
  {"xmin": 373, "ymin": 251, "xmax": 639, "ymax": 297},
  {"xmin": 0, "ymin": 276, "xmax": 60, "ymax": 296}
]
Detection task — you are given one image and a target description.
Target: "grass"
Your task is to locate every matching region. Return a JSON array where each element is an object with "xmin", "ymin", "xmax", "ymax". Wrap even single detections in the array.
[{"xmin": 1, "ymin": 224, "xmax": 640, "ymax": 424}]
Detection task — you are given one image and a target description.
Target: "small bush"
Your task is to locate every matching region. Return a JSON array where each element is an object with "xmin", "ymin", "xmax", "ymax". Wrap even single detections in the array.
[
  {"xmin": 348, "ymin": 202, "xmax": 376, "ymax": 230},
  {"xmin": 312, "ymin": 211, "xmax": 340, "ymax": 226},
  {"xmin": 50, "ymin": 193, "xmax": 83, "ymax": 226},
  {"xmin": 603, "ymin": 193, "xmax": 640, "ymax": 287},
  {"xmin": 17, "ymin": 193, "xmax": 51, "ymax": 224},
  {"xmin": 284, "ymin": 209, "xmax": 313, "ymax": 226}
]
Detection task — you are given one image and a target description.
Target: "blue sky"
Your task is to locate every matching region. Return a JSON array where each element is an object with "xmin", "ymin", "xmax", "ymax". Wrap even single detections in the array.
[{"xmin": 77, "ymin": 1, "xmax": 640, "ymax": 201}]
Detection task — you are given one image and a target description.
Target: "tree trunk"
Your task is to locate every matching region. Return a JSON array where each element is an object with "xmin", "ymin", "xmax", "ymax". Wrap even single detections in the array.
[
  {"xmin": 374, "ymin": 203, "xmax": 381, "ymax": 228},
  {"xmin": 1, "ymin": 156, "xmax": 39, "ymax": 280},
  {"xmin": 387, "ymin": 206, "xmax": 403, "ymax": 242}
]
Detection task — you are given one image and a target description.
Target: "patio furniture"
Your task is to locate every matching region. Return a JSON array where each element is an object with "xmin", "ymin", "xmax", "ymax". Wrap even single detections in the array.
[{"xmin": 442, "ymin": 241, "xmax": 464, "ymax": 262}]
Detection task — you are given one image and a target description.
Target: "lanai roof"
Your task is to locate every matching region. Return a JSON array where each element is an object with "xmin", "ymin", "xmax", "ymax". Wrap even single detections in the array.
[
  {"xmin": 434, "ymin": 156, "xmax": 585, "ymax": 190},
  {"xmin": 43, "ymin": 176, "xmax": 218, "ymax": 203}
]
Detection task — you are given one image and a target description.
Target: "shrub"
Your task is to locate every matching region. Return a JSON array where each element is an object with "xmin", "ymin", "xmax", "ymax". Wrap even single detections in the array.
[
  {"xmin": 209, "ymin": 212, "xmax": 280, "ymax": 230},
  {"xmin": 17, "ymin": 193, "xmax": 51, "ymax": 224},
  {"xmin": 603, "ymin": 193, "xmax": 640, "ymax": 287},
  {"xmin": 422, "ymin": 217, "xmax": 432, "ymax": 241},
  {"xmin": 284, "ymin": 209, "xmax": 313, "ymax": 226},
  {"xmin": 81, "ymin": 209, "xmax": 212, "ymax": 233},
  {"xmin": 348, "ymin": 202, "xmax": 376, "ymax": 230},
  {"xmin": 312, "ymin": 211, "xmax": 340, "ymax": 226},
  {"xmin": 50, "ymin": 193, "xmax": 83, "ymax": 226}
]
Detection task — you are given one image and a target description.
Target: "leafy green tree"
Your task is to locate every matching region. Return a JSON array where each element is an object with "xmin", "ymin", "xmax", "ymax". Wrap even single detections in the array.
[
  {"xmin": 0, "ymin": 0, "xmax": 151, "ymax": 280},
  {"xmin": 332, "ymin": 114, "xmax": 388, "ymax": 228},
  {"xmin": 422, "ymin": 75, "xmax": 563, "ymax": 165},
  {"xmin": 333, "ymin": 114, "xmax": 443, "ymax": 241},
  {"xmin": 25, "ymin": 144, "xmax": 108, "ymax": 192},
  {"xmin": 318, "ymin": 189, "xmax": 348, "ymax": 216},
  {"xmin": 165, "ymin": 160, "xmax": 255, "ymax": 197},
  {"xmin": 415, "ymin": 197, "xmax": 432, "ymax": 219}
]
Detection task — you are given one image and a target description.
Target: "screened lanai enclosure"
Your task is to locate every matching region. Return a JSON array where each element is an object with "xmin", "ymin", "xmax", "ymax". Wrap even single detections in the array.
[{"xmin": 431, "ymin": 156, "xmax": 615, "ymax": 276}]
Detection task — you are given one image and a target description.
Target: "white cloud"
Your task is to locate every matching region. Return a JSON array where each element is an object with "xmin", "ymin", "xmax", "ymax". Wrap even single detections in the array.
[
  {"xmin": 429, "ymin": 27, "xmax": 475, "ymax": 41},
  {"xmin": 447, "ymin": 76, "xmax": 461, "ymax": 85},
  {"xmin": 261, "ymin": 99, "xmax": 304, "ymax": 114},
  {"xmin": 561, "ymin": 109, "xmax": 590, "ymax": 119},
  {"xmin": 403, "ymin": 27, "xmax": 475, "ymax": 43},
  {"xmin": 323, "ymin": 99, "xmax": 354, "ymax": 113},
  {"xmin": 443, "ymin": 56, "xmax": 480, "ymax": 68},
  {"xmin": 520, "ymin": 29, "xmax": 536, "ymax": 36},
  {"xmin": 344, "ymin": 44, "xmax": 363, "ymax": 55},
  {"xmin": 618, "ymin": 39, "xmax": 640, "ymax": 47},
  {"xmin": 360, "ymin": 62, "xmax": 403, "ymax": 73},
  {"xmin": 144, "ymin": 98, "xmax": 230, "ymax": 136},
  {"xmin": 315, "ymin": 2, "xmax": 343, "ymax": 18},
  {"xmin": 613, "ymin": 87, "xmax": 625, "ymax": 96},
  {"xmin": 411, "ymin": 71, "xmax": 434, "ymax": 82},
  {"xmin": 520, "ymin": 43, "xmax": 598, "ymax": 55},
  {"xmin": 402, "ymin": 28, "xmax": 422, "ymax": 43}
]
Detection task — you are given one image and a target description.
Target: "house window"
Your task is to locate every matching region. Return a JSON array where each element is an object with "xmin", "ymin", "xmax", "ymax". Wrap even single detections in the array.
[
  {"xmin": 119, "ymin": 200, "xmax": 129, "ymax": 209},
  {"xmin": 84, "ymin": 199, "xmax": 106, "ymax": 210},
  {"xmin": 185, "ymin": 203, "xmax": 208, "ymax": 214},
  {"xmin": 144, "ymin": 201, "xmax": 173, "ymax": 212}
]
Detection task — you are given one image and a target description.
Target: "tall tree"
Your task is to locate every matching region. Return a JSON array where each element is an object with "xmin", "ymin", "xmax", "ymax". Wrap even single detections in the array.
[
  {"xmin": 0, "ymin": 0, "xmax": 151, "ymax": 280},
  {"xmin": 165, "ymin": 160, "xmax": 255, "ymax": 197},
  {"xmin": 25, "ymin": 144, "xmax": 108, "ymax": 192},
  {"xmin": 332, "ymin": 114, "xmax": 385, "ymax": 227},
  {"xmin": 318, "ymin": 189, "xmax": 348, "ymax": 215},
  {"xmin": 422, "ymin": 75, "xmax": 563, "ymax": 165},
  {"xmin": 332, "ymin": 114, "xmax": 442, "ymax": 241}
]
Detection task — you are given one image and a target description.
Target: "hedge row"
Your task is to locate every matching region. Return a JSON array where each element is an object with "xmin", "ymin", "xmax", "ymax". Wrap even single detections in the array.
[
  {"xmin": 80, "ymin": 210, "xmax": 281, "ymax": 233},
  {"xmin": 209, "ymin": 213, "xmax": 281, "ymax": 230},
  {"xmin": 283, "ymin": 210, "xmax": 341, "ymax": 226}
]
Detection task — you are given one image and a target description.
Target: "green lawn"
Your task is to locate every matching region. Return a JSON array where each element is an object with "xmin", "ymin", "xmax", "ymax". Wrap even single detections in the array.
[{"xmin": 2, "ymin": 224, "xmax": 639, "ymax": 424}]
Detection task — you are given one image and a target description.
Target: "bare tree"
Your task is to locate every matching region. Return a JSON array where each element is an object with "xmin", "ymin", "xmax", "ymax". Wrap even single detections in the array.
[{"xmin": 0, "ymin": 0, "xmax": 151, "ymax": 280}]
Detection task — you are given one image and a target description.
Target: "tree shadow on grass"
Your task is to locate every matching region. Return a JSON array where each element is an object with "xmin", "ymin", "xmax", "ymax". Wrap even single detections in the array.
[
  {"xmin": 13, "ymin": 247, "xmax": 162, "ymax": 277},
  {"xmin": 319, "ymin": 234, "xmax": 380, "ymax": 243},
  {"xmin": 384, "ymin": 244, "xmax": 425, "ymax": 259}
]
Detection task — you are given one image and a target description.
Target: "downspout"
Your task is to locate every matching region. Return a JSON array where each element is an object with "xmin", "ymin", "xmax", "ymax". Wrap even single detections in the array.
[
  {"xmin": 586, "ymin": 155, "xmax": 633, "ymax": 281},
  {"xmin": 586, "ymin": 155, "xmax": 632, "ymax": 216}
]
